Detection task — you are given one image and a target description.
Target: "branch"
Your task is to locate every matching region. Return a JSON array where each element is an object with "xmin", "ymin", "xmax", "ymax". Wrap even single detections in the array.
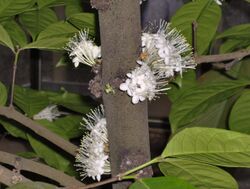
[
  {"xmin": 0, "ymin": 164, "xmax": 31, "ymax": 186},
  {"xmin": 9, "ymin": 51, "xmax": 20, "ymax": 107},
  {"xmin": 63, "ymin": 177, "xmax": 119, "ymax": 189},
  {"xmin": 0, "ymin": 151, "xmax": 84, "ymax": 187},
  {"xmin": 196, "ymin": 49, "xmax": 250, "ymax": 64},
  {"xmin": 0, "ymin": 106, "xmax": 78, "ymax": 156},
  {"xmin": 192, "ymin": 21, "xmax": 198, "ymax": 55}
]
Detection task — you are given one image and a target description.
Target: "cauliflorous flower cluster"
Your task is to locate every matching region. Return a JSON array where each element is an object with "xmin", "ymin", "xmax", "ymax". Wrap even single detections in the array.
[
  {"xmin": 75, "ymin": 105, "xmax": 110, "ymax": 182},
  {"xmin": 66, "ymin": 20, "xmax": 196, "ymax": 104},
  {"xmin": 120, "ymin": 20, "xmax": 196, "ymax": 104},
  {"xmin": 65, "ymin": 30, "xmax": 101, "ymax": 67},
  {"xmin": 120, "ymin": 63, "xmax": 170, "ymax": 104}
]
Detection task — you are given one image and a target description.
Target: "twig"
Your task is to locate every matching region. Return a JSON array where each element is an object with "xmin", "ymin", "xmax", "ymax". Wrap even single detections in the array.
[
  {"xmin": 9, "ymin": 51, "xmax": 20, "ymax": 107},
  {"xmin": 0, "ymin": 164, "xmax": 31, "ymax": 186},
  {"xmin": 63, "ymin": 177, "xmax": 120, "ymax": 189},
  {"xmin": 196, "ymin": 49, "xmax": 250, "ymax": 64},
  {"xmin": 0, "ymin": 106, "xmax": 78, "ymax": 156},
  {"xmin": 63, "ymin": 156, "xmax": 162, "ymax": 189},
  {"xmin": 192, "ymin": 21, "xmax": 198, "ymax": 56},
  {"xmin": 0, "ymin": 151, "xmax": 84, "ymax": 187}
]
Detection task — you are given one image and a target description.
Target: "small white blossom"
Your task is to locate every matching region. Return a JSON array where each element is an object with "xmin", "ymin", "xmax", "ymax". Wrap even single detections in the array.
[
  {"xmin": 140, "ymin": 0, "xmax": 146, "ymax": 4},
  {"xmin": 141, "ymin": 33, "xmax": 155, "ymax": 51},
  {"xmin": 120, "ymin": 63, "xmax": 169, "ymax": 104},
  {"xmin": 33, "ymin": 105, "xmax": 62, "ymax": 122},
  {"xmin": 75, "ymin": 105, "xmax": 110, "ymax": 182},
  {"xmin": 66, "ymin": 30, "xmax": 101, "ymax": 67},
  {"xmin": 214, "ymin": 0, "xmax": 223, "ymax": 5},
  {"xmin": 141, "ymin": 20, "xmax": 196, "ymax": 78}
]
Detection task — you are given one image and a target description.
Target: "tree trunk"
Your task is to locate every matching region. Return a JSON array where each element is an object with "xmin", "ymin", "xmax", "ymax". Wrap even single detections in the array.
[{"xmin": 97, "ymin": 0, "xmax": 152, "ymax": 188}]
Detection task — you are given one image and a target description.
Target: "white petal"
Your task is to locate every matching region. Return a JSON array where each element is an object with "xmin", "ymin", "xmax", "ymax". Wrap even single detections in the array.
[
  {"xmin": 132, "ymin": 96, "xmax": 139, "ymax": 104},
  {"xmin": 119, "ymin": 83, "xmax": 128, "ymax": 91}
]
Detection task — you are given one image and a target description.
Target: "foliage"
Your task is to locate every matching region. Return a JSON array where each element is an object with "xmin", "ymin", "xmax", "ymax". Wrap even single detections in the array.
[{"xmin": 0, "ymin": 0, "xmax": 250, "ymax": 189}]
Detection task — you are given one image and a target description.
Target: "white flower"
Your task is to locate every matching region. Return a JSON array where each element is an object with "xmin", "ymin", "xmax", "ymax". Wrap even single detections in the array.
[
  {"xmin": 33, "ymin": 105, "xmax": 62, "ymax": 122},
  {"xmin": 214, "ymin": 0, "xmax": 223, "ymax": 5},
  {"xmin": 66, "ymin": 30, "xmax": 101, "ymax": 67},
  {"xmin": 141, "ymin": 33, "xmax": 155, "ymax": 51},
  {"xmin": 120, "ymin": 63, "xmax": 169, "ymax": 104},
  {"xmin": 141, "ymin": 20, "xmax": 196, "ymax": 78},
  {"xmin": 75, "ymin": 105, "xmax": 110, "ymax": 182},
  {"xmin": 140, "ymin": 0, "xmax": 146, "ymax": 4}
]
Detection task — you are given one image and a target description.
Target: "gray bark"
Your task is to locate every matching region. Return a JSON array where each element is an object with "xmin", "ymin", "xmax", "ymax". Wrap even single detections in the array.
[{"xmin": 98, "ymin": 0, "xmax": 152, "ymax": 188}]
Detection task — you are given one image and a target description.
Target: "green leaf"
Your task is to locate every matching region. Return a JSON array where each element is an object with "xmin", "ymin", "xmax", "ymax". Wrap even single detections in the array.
[
  {"xmin": 171, "ymin": 0, "xmax": 221, "ymax": 55},
  {"xmin": 54, "ymin": 115, "xmax": 83, "ymax": 139},
  {"xmin": 0, "ymin": 81, "xmax": 7, "ymax": 106},
  {"xmin": 65, "ymin": 0, "xmax": 83, "ymax": 18},
  {"xmin": 7, "ymin": 182, "xmax": 57, "ymax": 189},
  {"xmin": 129, "ymin": 176, "xmax": 196, "ymax": 189},
  {"xmin": 162, "ymin": 127, "xmax": 250, "ymax": 167},
  {"xmin": 22, "ymin": 37, "xmax": 69, "ymax": 50},
  {"xmin": 217, "ymin": 24, "xmax": 250, "ymax": 40},
  {"xmin": 159, "ymin": 158, "xmax": 238, "ymax": 189},
  {"xmin": 0, "ymin": 0, "xmax": 35, "ymax": 18},
  {"xmin": 35, "ymin": 115, "xmax": 83, "ymax": 140},
  {"xmin": 226, "ymin": 58, "xmax": 250, "ymax": 80},
  {"xmin": 27, "ymin": 134, "xmax": 76, "ymax": 175},
  {"xmin": 169, "ymin": 80, "xmax": 248, "ymax": 133},
  {"xmin": 14, "ymin": 86, "xmax": 51, "ymax": 117},
  {"xmin": 17, "ymin": 151, "xmax": 38, "ymax": 159},
  {"xmin": 167, "ymin": 70, "xmax": 197, "ymax": 102},
  {"xmin": 19, "ymin": 7, "xmax": 57, "ymax": 40},
  {"xmin": 229, "ymin": 90, "xmax": 250, "ymax": 134},
  {"xmin": 0, "ymin": 24, "xmax": 14, "ymax": 51},
  {"xmin": 49, "ymin": 92, "xmax": 94, "ymax": 114},
  {"xmin": 2, "ymin": 20, "xmax": 27, "ymax": 47},
  {"xmin": 37, "ymin": 21, "xmax": 78, "ymax": 40},
  {"xmin": 36, "ymin": 0, "xmax": 64, "ymax": 8},
  {"xmin": 219, "ymin": 39, "xmax": 250, "ymax": 53},
  {"xmin": 67, "ymin": 13, "xmax": 96, "ymax": 36},
  {"xmin": 0, "ymin": 118, "xmax": 27, "ymax": 140},
  {"xmin": 35, "ymin": 120, "xmax": 68, "ymax": 140},
  {"xmin": 182, "ymin": 99, "xmax": 232, "ymax": 130},
  {"xmin": 198, "ymin": 70, "xmax": 231, "ymax": 83}
]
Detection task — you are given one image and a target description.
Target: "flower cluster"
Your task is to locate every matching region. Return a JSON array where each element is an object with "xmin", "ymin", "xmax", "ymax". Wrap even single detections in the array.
[
  {"xmin": 120, "ymin": 20, "xmax": 196, "ymax": 104},
  {"xmin": 33, "ymin": 105, "xmax": 62, "ymax": 122},
  {"xmin": 120, "ymin": 63, "xmax": 170, "ymax": 104},
  {"xmin": 75, "ymin": 105, "xmax": 110, "ymax": 182},
  {"xmin": 65, "ymin": 30, "xmax": 101, "ymax": 67}
]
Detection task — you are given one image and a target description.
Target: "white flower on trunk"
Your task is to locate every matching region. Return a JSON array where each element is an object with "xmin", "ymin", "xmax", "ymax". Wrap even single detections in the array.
[
  {"xmin": 75, "ymin": 105, "xmax": 110, "ymax": 182},
  {"xmin": 33, "ymin": 105, "xmax": 62, "ymax": 122},
  {"xmin": 120, "ymin": 63, "xmax": 169, "ymax": 104},
  {"xmin": 66, "ymin": 30, "xmax": 101, "ymax": 67},
  {"xmin": 141, "ymin": 20, "xmax": 196, "ymax": 78}
]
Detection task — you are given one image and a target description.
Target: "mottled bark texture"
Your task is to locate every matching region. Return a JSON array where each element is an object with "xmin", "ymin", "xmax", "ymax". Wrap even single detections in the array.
[{"xmin": 97, "ymin": 0, "xmax": 152, "ymax": 188}]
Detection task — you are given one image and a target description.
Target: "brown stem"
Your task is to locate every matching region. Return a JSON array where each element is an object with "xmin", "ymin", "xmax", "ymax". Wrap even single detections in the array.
[
  {"xmin": 9, "ymin": 51, "xmax": 20, "ymax": 107},
  {"xmin": 63, "ymin": 177, "xmax": 120, "ymax": 189},
  {"xmin": 192, "ymin": 21, "xmax": 198, "ymax": 56},
  {"xmin": 196, "ymin": 49, "xmax": 250, "ymax": 64},
  {"xmin": 0, "ymin": 151, "xmax": 84, "ymax": 187},
  {"xmin": 0, "ymin": 164, "xmax": 31, "ymax": 186},
  {"xmin": 0, "ymin": 106, "xmax": 78, "ymax": 156}
]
